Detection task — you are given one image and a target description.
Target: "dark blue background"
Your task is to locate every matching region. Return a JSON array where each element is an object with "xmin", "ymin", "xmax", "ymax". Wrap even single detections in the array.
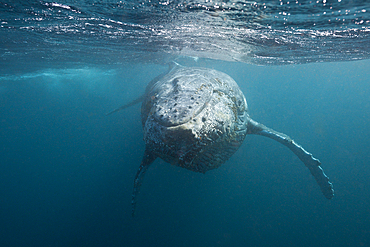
[{"xmin": 1, "ymin": 60, "xmax": 369, "ymax": 247}]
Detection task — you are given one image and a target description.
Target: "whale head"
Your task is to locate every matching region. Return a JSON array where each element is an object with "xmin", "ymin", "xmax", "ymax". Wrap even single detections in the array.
[{"xmin": 141, "ymin": 67, "xmax": 249, "ymax": 173}]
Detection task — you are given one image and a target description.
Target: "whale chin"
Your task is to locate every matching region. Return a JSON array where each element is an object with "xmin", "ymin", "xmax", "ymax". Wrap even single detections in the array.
[
  {"xmin": 143, "ymin": 109, "xmax": 245, "ymax": 173},
  {"xmin": 143, "ymin": 115, "xmax": 201, "ymax": 166}
]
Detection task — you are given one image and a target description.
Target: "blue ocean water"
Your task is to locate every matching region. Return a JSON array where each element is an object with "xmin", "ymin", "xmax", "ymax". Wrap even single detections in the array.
[{"xmin": 1, "ymin": 1, "xmax": 370, "ymax": 247}]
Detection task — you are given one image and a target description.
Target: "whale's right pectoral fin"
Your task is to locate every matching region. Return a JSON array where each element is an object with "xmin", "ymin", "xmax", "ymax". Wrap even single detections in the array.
[
  {"xmin": 106, "ymin": 94, "xmax": 145, "ymax": 116},
  {"xmin": 247, "ymin": 119, "xmax": 334, "ymax": 200},
  {"xmin": 131, "ymin": 148, "xmax": 157, "ymax": 216}
]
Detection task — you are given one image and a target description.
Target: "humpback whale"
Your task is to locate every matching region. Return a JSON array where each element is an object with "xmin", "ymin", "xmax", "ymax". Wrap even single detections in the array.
[{"xmin": 108, "ymin": 63, "xmax": 334, "ymax": 216}]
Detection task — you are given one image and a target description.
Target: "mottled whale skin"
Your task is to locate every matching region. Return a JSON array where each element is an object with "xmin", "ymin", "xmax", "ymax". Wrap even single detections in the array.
[{"xmin": 108, "ymin": 63, "xmax": 334, "ymax": 216}]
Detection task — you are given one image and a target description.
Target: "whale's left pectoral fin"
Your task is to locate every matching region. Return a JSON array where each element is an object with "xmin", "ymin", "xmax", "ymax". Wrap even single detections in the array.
[
  {"xmin": 131, "ymin": 148, "xmax": 157, "ymax": 216},
  {"xmin": 247, "ymin": 119, "xmax": 334, "ymax": 199}
]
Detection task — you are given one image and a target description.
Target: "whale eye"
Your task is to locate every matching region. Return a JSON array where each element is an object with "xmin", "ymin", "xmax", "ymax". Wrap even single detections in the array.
[
  {"xmin": 237, "ymin": 100, "xmax": 242, "ymax": 106},
  {"xmin": 172, "ymin": 78, "xmax": 179, "ymax": 84}
]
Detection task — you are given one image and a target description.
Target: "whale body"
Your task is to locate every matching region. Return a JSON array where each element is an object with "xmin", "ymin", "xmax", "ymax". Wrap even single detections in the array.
[{"xmin": 108, "ymin": 64, "xmax": 334, "ymax": 215}]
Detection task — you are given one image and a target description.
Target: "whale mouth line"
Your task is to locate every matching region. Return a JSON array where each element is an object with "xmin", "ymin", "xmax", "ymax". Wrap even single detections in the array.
[{"xmin": 154, "ymin": 97, "xmax": 211, "ymax": 127}]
